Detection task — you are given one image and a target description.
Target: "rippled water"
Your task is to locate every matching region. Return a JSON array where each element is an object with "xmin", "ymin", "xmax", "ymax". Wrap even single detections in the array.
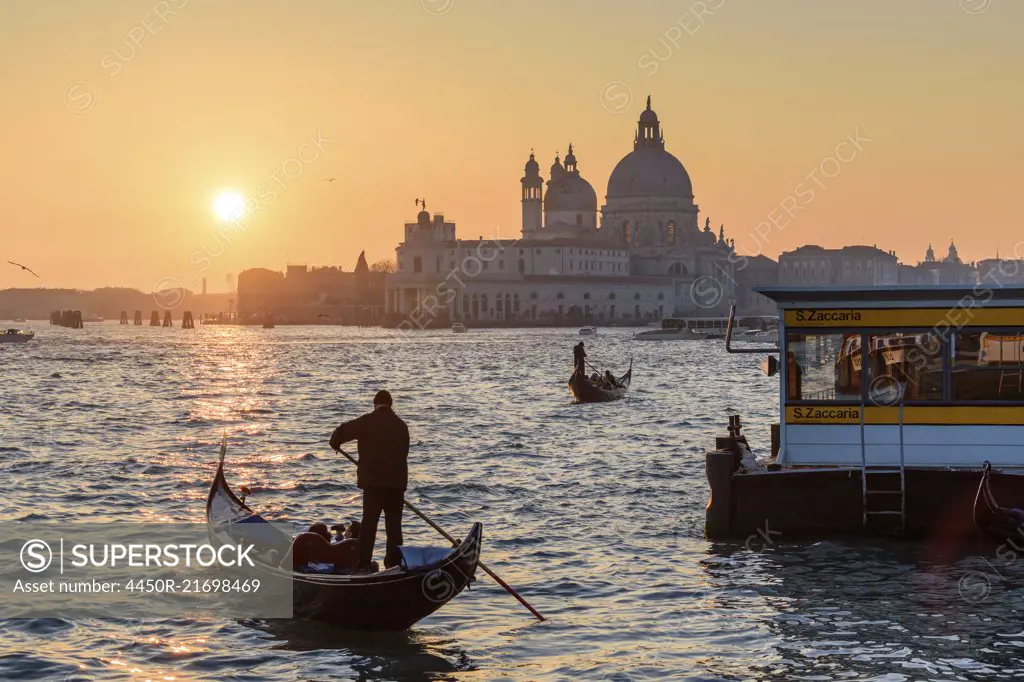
[{"xmin": 2, "ymin": 323, "xmax": 1024, "ymax": 681}]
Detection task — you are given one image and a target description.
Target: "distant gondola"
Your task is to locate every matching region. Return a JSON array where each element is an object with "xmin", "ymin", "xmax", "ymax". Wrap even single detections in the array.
[
  {"xmin": 568, "ymin": 359, "xmax": 632, "ymax": 403},
  {"xmin": 206, "ymin": 443, "xmax": 482, "ymax": 631}
]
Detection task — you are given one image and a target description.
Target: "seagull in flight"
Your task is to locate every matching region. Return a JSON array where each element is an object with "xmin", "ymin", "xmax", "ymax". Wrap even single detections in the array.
[
  {"xmin": 7, "ymin": 261, "xmax": 40, "ymax": 278},
  {"xmin": 323, "ymin": 177, "xmax": 336, "ymax": 182}
]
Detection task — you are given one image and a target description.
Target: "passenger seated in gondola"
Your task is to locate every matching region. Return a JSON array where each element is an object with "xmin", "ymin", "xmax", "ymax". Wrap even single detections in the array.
[
  {"xmin": 603, "ymin": 370, "xmax": 619, "ymax": 389},
  {"xmin": 590, "ymin": 372, "xmax": 601, "ymax": 384},
  {"xmin": 290, "ymin": 521, "xmax": 363, "ymax": 573}
]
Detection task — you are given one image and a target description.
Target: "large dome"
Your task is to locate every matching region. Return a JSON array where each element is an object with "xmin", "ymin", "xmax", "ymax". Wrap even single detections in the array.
[
  {"xmin": 606, "ymin": 97, "xmax": 693, "ymax": 201},
  {"xmin": 607, "ymin": 148, "xmax": 692, "ymax": 200}
]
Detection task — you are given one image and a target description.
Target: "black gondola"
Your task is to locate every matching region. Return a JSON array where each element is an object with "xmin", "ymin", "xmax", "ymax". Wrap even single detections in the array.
[
  {"xmin": 206, "ymin": 441, "xmax": 482, "ymax": 631},
  {"xmin": 973, "ymin": 461, "xmax": 1024, "ymax": 544},
  {"xmin": 567, "ymin": 358, "xmax": 633, "ymax": 403}
]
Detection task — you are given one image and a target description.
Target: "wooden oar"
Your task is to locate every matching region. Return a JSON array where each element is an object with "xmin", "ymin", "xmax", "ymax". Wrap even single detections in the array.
[{"xmin": 335, "ymin": 447, "xmax": 545, "ymax": 622}]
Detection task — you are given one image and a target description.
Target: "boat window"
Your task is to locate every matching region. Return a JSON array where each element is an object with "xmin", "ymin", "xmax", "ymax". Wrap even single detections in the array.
[
  {"xmin": 951, "ymin": 330, "xmax": 1024, "ymax": 401},
  {"xmin": 866, "ymin": 332, "xmax": 943, "ymax": 404},
  {"xmin": 785, "ymin": 332, "xmax": 862, "ymax": 402}
]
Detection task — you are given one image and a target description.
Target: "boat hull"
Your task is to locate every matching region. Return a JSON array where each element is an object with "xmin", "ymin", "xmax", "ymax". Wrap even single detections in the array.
[
  {"xmin": 568, "ymin": 363, "xmax": 632, "ymax": 403},
  {"xmin": 289, "ymin": 527, "xmax": 480, "ymax": 630},
  {"xmin": 705, "ymin": 452, "xmax": 1024, "ymax": 542},
  {"xmin": 0, "ymin": 332, "xmax": 34, "ymax": 343}
]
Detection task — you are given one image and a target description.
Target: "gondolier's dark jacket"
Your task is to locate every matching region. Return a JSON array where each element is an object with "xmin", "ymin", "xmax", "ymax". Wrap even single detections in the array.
[{"xmin": 330, "ymin": 406, "xmax": 410, "ymax": 490}]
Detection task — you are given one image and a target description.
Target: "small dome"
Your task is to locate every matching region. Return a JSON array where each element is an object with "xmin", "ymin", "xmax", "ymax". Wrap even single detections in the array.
[
  {"xmin": 639, "ymin": 108, "xmax": 658, "ymax": 124},
  {"xmin": 417, "ymin": 209, "xmax": 430, "ymax": 224},
  {"xmin": 545, "ymin": 173, "xmax": 597, "ymax": 212},
  {"xmin": 549, "ymin": 155, "xmax": 564, "ymax": 179},
  {"xmin": 524, "ymin": 152, "xmax": 539, "ymax": 173}
]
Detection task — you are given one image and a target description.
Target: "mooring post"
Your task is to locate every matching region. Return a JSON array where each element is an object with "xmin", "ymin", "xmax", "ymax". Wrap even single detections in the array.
[
  {"xmin": 150, "ymin": 311, "xmax": 160, "ymax": 326},
  {"xmin": 705, "ymin": 448, "xmax": 736, "ymax": 539},
  {"xmin": 182, "ymin": 311, "xmax": 194, "ymax": 329},
  {"xmin": 120, "ymin": 311, "xmax": 128, "ymax": 325},
  {"xmin": 162, "ymin": 311, "xmax": 172, "ymax": 327},
  {"xmin": 134, "ymin": 310, "xmax": 142, "ymax": 325}
]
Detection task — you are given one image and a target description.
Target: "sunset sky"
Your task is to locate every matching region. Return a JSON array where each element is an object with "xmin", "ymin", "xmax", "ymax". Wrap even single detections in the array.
[{"xmin": 1, "ymin": 0, "xmax": 1021, "ymax": 291}]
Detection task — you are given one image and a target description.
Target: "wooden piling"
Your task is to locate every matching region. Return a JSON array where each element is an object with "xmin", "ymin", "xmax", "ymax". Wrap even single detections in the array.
[
  {"xmin": 182, "ymin": 311, "xmax": 194, "ymax": 329},
  {"xmin": 162, "ymin": 311, "xmax": 172, "ymax": 327},
  {"xmin": 134, "ymin": 310, "xmax": 143, "ymax": 325},
  {"xmin": 150, "ymin": 311, "xmax": 160, "ymax": 326},
  {"xmin": 120, "ymin": 311, "xmax": 128, "ymax": 325}
]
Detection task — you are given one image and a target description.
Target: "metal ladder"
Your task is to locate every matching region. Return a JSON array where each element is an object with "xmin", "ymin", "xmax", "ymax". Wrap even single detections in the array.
[{"xmin": 860, "ymin": 401, "xmax": 906, "ymax": 532}]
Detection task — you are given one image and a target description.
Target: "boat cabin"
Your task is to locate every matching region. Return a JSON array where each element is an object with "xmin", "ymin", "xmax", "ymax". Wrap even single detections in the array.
[
  {"xmin": 706, "ymin": 285, "xmax": 1024, "ymax": 540},
  {"xmin": 767, "ymin": 285, "xmax": 1024, "ymax": 470}
]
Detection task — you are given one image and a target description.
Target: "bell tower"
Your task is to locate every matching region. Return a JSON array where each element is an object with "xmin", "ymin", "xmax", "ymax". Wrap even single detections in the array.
[{"xmin": 521, "ymin": 150, "xmax": 543, "ymax": 236}]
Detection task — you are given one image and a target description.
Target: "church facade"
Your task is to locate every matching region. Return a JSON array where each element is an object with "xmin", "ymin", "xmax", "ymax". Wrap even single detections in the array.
[{"xmin": 385, "ymin": 99, "xmax": 738, "ymax": 326}]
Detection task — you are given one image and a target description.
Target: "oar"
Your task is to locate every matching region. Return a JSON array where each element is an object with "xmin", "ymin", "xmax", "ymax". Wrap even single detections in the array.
[{"xmin": 335, "ymin": 447, "xmax": 545, "ymax": 622}]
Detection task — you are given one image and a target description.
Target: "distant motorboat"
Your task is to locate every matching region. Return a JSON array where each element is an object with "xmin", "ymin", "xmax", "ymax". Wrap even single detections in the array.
[
  {"xmin": 451, "ymin": 322, "xmax": 467, "ymax": 333},
  {"xmin": 12, "ymin": 317, "xmax": 26, "ymax": 322},
  {"xmin": 752, "ymin": 329, "xmax": 778, "ymax": 343},
  {"xmin": 634, "ymin": 317, "xmax": 748, "ymax": 341},
  {"xmin": 83, "ymin": 314, "xmax": 104, "ymax": 323},
  {"xmin": 578, "ymin": 326, "xmax": 597, "ymax": 336},
  {"xmin": 0, "ymin": 328, "xmax": 34, "ymax": 343}
]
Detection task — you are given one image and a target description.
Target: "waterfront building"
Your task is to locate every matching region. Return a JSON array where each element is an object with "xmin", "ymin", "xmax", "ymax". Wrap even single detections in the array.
[
  {"xmin": 899, "ymin": 241, "xmax": 977, "ymax": 285},
  {"xmin": 977, "ymin": 257, "xmax": 1024, "ymax": 285},
  {"xmin": 778, "ymin": 245, "xmax": 898, "ymax": 286},
  {"xmin": 236, "ymin": 252, "xmax": 384, "ymax": 323}
]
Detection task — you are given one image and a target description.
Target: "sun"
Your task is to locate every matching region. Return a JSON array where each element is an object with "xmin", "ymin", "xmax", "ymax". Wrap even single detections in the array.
[{"xmin": 212, "ymin": 191, "xmax": 246, "ymax": 222}]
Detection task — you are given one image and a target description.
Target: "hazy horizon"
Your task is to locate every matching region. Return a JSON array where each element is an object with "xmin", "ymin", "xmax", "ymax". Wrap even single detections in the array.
[{"xmin": 2, "ymin": 0, "xmax": 1021, "ymax": 292}]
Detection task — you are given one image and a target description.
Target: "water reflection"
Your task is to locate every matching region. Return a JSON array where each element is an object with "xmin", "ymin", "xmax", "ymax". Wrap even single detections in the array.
[
  {"xmin": 250, "ymin": 619, "xmax": 473, "ymax": 681},
  {"xmin": 701, "ymin": 537, "xmax": 1024, "ymax": 679}
]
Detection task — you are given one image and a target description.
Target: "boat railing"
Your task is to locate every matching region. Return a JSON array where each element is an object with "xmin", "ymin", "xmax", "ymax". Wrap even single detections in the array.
[{"xmin": 803, "ymin": 387, "xmax": 836, "ymax": 401}]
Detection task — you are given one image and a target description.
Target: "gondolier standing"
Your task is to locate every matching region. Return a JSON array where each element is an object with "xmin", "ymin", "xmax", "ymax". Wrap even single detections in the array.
[
  {"xmin": 573, "ymin": 341, "xmax": 587, "ymax": 376},
  {"xmin": 329, "ymin": 390, "xmax": 410, "ymax": 570}
]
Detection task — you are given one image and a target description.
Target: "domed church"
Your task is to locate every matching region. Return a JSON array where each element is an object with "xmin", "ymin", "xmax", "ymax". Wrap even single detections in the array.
[
  {"xmin": 385, "ymin": 98, "xmax": 738, "ymax": 325},
  {"xmin": 520, "ymin": 96, "xmax": 736, "ymax": 287}
]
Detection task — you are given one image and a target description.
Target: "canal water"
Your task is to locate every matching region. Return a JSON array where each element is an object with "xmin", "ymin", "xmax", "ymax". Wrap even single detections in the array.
[{"xmin": 1, "ymin": 324, "xmax": 1022, "ymax": 680}]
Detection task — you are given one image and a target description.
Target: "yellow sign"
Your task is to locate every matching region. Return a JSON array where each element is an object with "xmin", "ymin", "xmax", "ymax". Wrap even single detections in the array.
[
  {"xmin": 784, "ymin": 308, "xmax": 1024, "ymax": 328},
  {"xmin": 787, "ymin": 406, "xmax": 861, "ymax": 424},
  {"xmin": 786, "ymin": 405, "xmax": 1024, "ymax": 425}
]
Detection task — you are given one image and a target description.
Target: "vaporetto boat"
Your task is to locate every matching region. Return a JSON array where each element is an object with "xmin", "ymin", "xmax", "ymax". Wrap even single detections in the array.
[
  {"xmin": 634, "ymin": 317, "xmax": 756, "ymax": 340},
  {"xmin": 706, "ymin": 285, "xmax": 1024, "ymax": 541}
]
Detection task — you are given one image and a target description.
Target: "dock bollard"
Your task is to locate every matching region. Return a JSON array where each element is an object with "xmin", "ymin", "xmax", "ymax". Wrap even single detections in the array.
[{"xmin": 705, "ymin": 448, "xmax": 736, "ymax": 539}]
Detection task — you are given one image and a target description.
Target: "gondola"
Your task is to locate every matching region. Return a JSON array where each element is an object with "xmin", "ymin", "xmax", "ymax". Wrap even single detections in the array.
[
  {"xmin": 568, "ymin": 358, "xmax": 632, "ymax": 403},
  {"xmin": 206, "ymin": 442, "xmax": 482, "ymax": 631},
  {"xmin": 973, "ymin": 461, "xmax": 1024, "ymax": 544}
]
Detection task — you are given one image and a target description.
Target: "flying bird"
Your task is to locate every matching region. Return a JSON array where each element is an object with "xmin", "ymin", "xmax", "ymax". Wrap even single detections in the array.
[
  {"xmin": 324, "ymin": 177, "xmax": 336, "ymax": 182},
  {"xmin": 7, "ymin": 261, "xmax": 40, "ymax": 278}
]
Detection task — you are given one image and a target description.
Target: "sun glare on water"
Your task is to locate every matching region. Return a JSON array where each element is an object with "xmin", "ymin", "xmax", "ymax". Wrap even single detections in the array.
[{"xmin": 212, "ymin": 191, "xmax": 245, "ymax": 222}]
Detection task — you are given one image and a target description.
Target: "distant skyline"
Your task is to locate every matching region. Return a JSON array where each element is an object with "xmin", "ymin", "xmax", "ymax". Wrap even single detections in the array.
[{"xmin": 1, "ymin": 0, "xmax": 1021, "ymax": 291}]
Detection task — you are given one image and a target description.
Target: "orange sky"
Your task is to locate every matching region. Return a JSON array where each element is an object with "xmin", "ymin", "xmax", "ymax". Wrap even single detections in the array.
[{"xmin": 1, "ymin": 0, "xmax": 1021, "ymax": 291}]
